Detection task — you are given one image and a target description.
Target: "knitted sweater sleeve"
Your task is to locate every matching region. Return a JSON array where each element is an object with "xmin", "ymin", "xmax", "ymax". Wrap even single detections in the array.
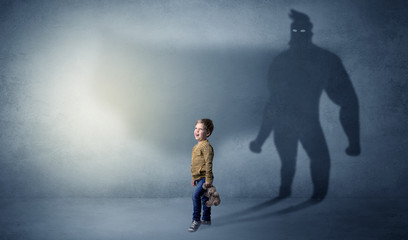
[{"xmin": 202, "ymin": 144, "xmax": 214, "ymax": 183}]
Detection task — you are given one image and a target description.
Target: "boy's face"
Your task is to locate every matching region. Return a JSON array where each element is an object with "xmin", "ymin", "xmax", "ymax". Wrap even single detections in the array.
[{"xmin": 194, "ymin": 123, "xmax": 210, "ymax": 142}]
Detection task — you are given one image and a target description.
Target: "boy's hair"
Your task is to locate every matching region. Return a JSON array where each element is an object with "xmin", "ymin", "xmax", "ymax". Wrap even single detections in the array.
[{"xmin": 196, "ymin": 119, "xmax": 214, "ymax": 137}]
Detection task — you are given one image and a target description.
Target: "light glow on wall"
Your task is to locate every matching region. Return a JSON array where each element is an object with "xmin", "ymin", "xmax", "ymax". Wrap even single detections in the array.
[{"xmin": 2, "ymin": 0, "xmax": 395, "ymax": 198}]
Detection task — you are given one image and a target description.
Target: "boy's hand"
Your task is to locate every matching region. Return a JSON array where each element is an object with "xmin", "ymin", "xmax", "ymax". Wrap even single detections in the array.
[
  {"xmin": 204, "ymin": 182, "xmax": 212, "ymax": 188},
  {"xmin": 191, "ymin": 179, "xmax": 196, "ymax": 186}
]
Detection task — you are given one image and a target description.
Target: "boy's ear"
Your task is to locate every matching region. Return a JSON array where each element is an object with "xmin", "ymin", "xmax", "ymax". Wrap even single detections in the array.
[{"xmin": 206, "ymin": 131, "xmax": 211, "ymax": 137}]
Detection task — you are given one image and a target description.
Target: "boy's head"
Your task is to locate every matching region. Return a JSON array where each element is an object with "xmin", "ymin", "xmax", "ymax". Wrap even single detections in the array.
[{"xmin": 194, "ymin": 119, "xmax": 214, "ymax": 142}]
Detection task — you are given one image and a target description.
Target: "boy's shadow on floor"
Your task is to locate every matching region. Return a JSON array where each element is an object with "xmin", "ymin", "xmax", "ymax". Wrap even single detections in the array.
[{"xmin": 211, "ymin": 197, "xmax": 322, "ymax": 227}]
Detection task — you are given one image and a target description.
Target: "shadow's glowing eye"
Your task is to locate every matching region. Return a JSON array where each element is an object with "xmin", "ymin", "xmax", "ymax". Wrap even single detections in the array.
[
  {"xmin": 292, "ymin": 29, "xmax": 298, "ymax": 32},
  {"xmin": 300, "ymin": 29, "xmax": 306, "ymax": 33}
]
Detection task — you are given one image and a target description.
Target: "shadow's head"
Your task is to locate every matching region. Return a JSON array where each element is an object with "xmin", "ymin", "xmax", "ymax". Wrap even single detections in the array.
[{"xmin": 289, "ymin": 9, "xmax": 313, "ymax": 48}]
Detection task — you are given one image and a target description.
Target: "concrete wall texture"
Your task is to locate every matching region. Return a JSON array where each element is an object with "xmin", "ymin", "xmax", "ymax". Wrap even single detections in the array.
[{"xmin": 0, "ymin": 0, "xmax": 407, "ymax": 198}]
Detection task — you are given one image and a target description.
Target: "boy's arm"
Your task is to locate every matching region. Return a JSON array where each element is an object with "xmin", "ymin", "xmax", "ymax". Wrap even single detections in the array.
[{"xmin": 203, "ymin": 145, "xmax": 214, "ymax": 185}]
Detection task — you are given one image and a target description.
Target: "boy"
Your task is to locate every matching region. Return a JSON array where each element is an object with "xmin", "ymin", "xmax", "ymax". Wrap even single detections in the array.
[{"xmin": 188, "ymin": 119, "xmax": 214, "ymax": 232}]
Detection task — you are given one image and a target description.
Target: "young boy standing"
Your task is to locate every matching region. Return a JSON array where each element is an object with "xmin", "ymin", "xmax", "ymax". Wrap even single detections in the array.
[{"xmin": 188, "ymin": 119, "xmax": 214, "ymax": 232}]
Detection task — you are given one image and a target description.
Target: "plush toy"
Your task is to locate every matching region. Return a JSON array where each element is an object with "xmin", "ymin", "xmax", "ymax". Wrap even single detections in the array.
[{"xmin": 202, "ymin": 184, "xmax": 221, "ymax": 207}]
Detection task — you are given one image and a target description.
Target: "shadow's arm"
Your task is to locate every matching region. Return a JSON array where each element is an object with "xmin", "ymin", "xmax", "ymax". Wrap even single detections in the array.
[
  {"xmin": 325, "ymin": 56, "xmax": 361, "ymax": 156},
  {"xmin": 250, "ymin": 101, "xmax": 275, "ymax": 151},
  {"xmin": 250, "ymin": 65, "xmax": 277, "ymax": 153}
]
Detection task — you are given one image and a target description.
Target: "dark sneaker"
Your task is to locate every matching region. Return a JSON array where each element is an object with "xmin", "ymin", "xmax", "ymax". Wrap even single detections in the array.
[
  {"xmin": 188, "ymin": 220, "xmax": 201, "ymax": 232},
  {"xmin": 201, "ymin": 220, "xmax": 211, "ymax": 226}
]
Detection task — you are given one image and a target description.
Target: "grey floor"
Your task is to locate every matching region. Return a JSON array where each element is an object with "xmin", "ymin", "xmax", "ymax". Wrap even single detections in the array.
[{"xmin": 0, "ymin": 197, "xmax": 407, "ymax": 240}]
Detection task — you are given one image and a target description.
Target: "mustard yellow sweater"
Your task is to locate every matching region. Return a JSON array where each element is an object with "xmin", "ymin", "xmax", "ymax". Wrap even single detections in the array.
[{"xmin": 191, "ymin": 140, "xmax": 214, "ymax": 183}]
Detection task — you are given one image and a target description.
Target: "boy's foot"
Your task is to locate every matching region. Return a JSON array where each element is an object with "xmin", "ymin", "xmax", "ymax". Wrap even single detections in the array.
[
  {"xmin": 188, "ymin": 220, "xmax": 201, "ymax": 232},
  {"xmin": 201, "ymin": 220, "xmax": 211, "ymax": 226}
]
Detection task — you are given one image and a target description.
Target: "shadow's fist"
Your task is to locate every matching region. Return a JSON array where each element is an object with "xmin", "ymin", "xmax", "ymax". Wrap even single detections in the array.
[
  {"xmin": 346, "ymin": 143, "xmax": 361, "ymax": 156},
  {"xmin": 249, "ymin": 140, "xmax": 262, "ymax": 153}
]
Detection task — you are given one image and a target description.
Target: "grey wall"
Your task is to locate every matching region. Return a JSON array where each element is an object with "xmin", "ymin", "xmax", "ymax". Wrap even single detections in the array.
[{"xmin": 0, "ymin": 0, "xmax": 407, "ymax": 198}]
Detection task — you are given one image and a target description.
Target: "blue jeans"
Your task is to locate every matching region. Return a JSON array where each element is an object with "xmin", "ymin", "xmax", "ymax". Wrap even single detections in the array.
[{"xmin": 192, "ymin": 178, "xmax": 211, "ymax": 221}]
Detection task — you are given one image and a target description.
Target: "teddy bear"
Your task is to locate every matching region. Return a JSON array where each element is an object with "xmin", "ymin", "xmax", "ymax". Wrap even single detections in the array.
[{"xmin": 202, "ymin": 184, "xmax": 221, "ymax": 207}]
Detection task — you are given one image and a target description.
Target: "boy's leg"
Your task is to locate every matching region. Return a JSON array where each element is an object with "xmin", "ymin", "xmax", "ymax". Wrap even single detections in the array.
[{"xmin": 192, "ymin": 178, "xmax": 206, "ymax": 221}]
